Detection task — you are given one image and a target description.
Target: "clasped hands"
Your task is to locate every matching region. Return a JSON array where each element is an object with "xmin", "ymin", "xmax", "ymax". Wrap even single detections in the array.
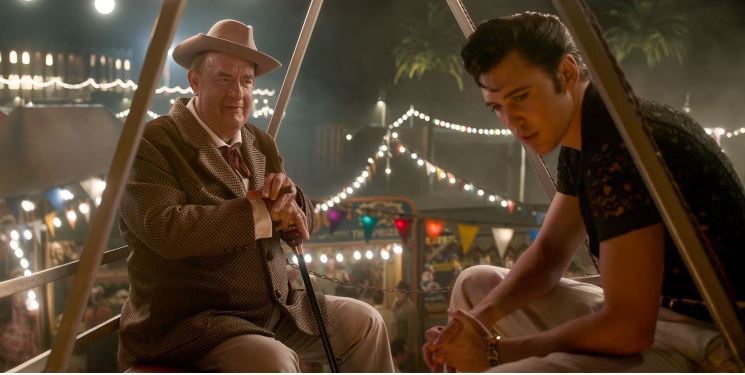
[
  {"xmin": 423, "ymin": 308, "xmax": 495, "ymax": 373},
  {"xmin": 246, "ymin": 173, "xmax": 309, "ymax": 241}
]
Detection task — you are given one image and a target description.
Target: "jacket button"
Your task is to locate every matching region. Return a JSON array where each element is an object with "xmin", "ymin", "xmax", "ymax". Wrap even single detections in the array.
[
  {"xmin": 266, "ymin": 251, "xmax": 274, "ymax": 261},
  {"xmin": 274, "ymin": 289, "xmax": 281, "ymax": 298}
]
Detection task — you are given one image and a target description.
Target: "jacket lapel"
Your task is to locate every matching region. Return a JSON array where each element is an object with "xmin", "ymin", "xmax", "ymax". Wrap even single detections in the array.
[{"xmin": 170, "ymin": 98, "xmax": 245, "ymax": 198}]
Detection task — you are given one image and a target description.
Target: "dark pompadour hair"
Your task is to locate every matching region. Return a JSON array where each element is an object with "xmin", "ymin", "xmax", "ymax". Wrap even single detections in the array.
[{"xmin": 461, "ymin": 12, "xmax": 588, "ymax": 91}]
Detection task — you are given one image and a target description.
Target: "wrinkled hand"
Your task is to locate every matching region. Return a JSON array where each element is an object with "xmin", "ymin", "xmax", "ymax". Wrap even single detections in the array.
[
  {"xmin": 246, "ymin": 173, "xmax": 308, "ymax": 241},
  {"xmin": 432, "ymin": 309, "xmax": 493, "ymax": 372},
  {"xmin": 261, "ymin": 173, "xmax": 298, "ymax": 214}
]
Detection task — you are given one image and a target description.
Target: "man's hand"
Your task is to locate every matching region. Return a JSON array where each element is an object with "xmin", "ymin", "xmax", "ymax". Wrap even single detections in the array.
[
  {"xmin": 423, "ymin": 325, "xmax": 447, "ymax": 372},
  {"xmin": 246, "ymin": 173, "xmax": 309, "ymax": 241},
  {"xmin": 261, "ymin": 173, "xmax": 297, "ymax": 214},
  {"xmin": 435, "ymin": 309, "xmax": 493, "ymax": 372}
]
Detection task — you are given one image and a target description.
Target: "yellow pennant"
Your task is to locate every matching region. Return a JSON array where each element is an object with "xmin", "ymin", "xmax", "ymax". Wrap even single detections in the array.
[
  {"xmin": 44, "ymin": 212, "xmax": 57, "ymax": 238},
  {"xmin": 457, "ymin": 224, "xmax": 479, "ymax": 255}
]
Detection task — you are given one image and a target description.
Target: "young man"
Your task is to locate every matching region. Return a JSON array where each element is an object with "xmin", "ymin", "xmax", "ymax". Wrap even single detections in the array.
[
  {"xmin": 117, "ymin": 19, "xmax": 393, "ymax": 372},
  {"xmin": 424, "ymin": 12, "xmax": 744, "ymax": 372}
]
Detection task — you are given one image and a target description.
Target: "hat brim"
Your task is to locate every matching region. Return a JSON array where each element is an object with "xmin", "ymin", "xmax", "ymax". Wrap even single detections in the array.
[{"xmin": 172, "ymin": 34, "xmax": 281, "ymax": 76}]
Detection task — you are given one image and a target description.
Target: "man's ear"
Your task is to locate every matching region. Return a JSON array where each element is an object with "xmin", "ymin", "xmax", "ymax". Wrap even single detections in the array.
[
  {"xmin": 558, "ymin": 54, "xmax": 579, "ymax": 91},
  {"xmin": 187, "ymin": 69, "xmax": 199, "ymax": 96}
]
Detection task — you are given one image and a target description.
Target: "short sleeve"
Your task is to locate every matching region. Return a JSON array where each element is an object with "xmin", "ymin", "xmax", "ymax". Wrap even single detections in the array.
[
  {"xmin": 557, "ymin": 146, "xmax": 581, "ymax": 196},
  {"xmin": 583, "ymin": 139, "xmax": 662, "ymax": 242}
]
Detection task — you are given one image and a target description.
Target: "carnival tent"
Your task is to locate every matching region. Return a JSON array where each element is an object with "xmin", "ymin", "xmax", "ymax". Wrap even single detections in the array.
[{"xmin": 0, "ymin": 105, "xmax": 122, "ymax": 198}]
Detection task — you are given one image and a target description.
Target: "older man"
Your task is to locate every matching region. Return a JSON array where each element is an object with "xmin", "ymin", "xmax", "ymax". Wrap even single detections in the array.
[{"xmin": 117, "ymin": 19, "xmax": 393, "ymax": 372}]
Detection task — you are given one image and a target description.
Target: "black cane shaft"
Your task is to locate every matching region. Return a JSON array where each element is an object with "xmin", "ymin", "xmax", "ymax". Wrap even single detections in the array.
[{"xmin": 295, "ymin": 246, "xmax": 339, "ymax": 372}]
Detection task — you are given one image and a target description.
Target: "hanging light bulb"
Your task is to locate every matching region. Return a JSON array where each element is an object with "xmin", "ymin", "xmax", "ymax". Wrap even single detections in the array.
[
  {"xmin": 26, "ymin": 299, "xmax": 39, "ymax": 311},
  {"xmin": 21, "ymin": 200, "xmax": 36, "ymax": 212},
  {"xmin": 393, "ymin": 244, "xmax": 403, "ymax": 254},
  {"xmin": 365, "ymin": 250, "xmax": 374, "ymax": 259},
  {"xmin": 320, "ymin": 254, "xmax": 328, "ymax": 264},
  {"xmin": 380, "ymin": 249, "xmax": 390, "ymax": 260},
  {"xmin": 304, "ymin": 254, "xmax": 312, "ymax": 264},
  {"xmin": 336, "ymin": 253, "xmax": 344, "ymax": 263},
  {"xmin": 353, "ymin": 250, "xmax": 361, "ymax": 260},
  {"xmin": 23, "ymin": 230, "xmax": 32, "ymax": 240},
  {"xmin": 10, "ymin": 230, "xmax": 20, "ymax": 241}
]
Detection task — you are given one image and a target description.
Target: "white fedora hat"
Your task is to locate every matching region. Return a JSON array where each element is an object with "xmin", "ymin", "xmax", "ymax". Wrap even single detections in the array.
[{"xmin": 172, "ymin": 19, "xmax": 281, "ymax": 76}]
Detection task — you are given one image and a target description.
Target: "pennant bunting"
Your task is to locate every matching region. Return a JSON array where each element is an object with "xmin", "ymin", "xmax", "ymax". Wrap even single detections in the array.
[
  {"xmin": 360, "ymin": 214, "xmax": 378, "ymax": 243},
  {"xmin": 65, "ymin": 209, "xmax": 77, "ymax": 230},
  {"xmin": 327, "ymin": 208, "xmax": 345, "ymax": 234},
  {"xmin": 506, "ymin": 200, "xmax": 516, "ymax": 215},
  {"xmin": 393, "ymin": 217, "xmax": 413, "ymax": 244},
  {"xmin": 457, "ymin": 224, "xmax": 479, "ymax": 255},
  {"xmin": 425, "ymin": 219, "xmax": 445, "ymax": 242},
  {"xmin": 45, "ymin": 212, "xmax": 57, "ymax": 238},
  {"xmin": 44, "ymin": 188, "xmax": 65, "ymax": 214},
  {"xmin": 30, "ymin": 220, "xmax": 43, "ymax": 245},
  {"xmin": 492, "ymin": 227, "xmax": 514, "ymax": 259}
]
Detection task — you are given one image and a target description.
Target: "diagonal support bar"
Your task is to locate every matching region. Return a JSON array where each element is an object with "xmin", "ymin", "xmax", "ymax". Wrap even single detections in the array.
[
  {"xmin": 553, "ymin": 0, "xmax": 745, "ymax": 369},
  {"xmin": 44, "ymin": 0, "xmax": 186, "ymax": 371},
  {"xmin": 267, "ymin": 0, "xmax": 324, "ymax": 139}
]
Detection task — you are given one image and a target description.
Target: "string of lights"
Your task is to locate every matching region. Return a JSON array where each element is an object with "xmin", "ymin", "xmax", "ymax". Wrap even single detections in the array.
[
  {"xmin": 390, "ymin": 137, "xmax": 527, "ymax": 212},
  {"xmin": 391, "ymin": 106, "xmax": 511, "ymax": 137},
  {"xmin": 704, "ymin": 126, "xmax": 745, "ymax": 139},
  {"xmin": 314, "ymin": 140, "xmax": 389, "ymax": 212},
  {"xmin": 286, "ymin": 242, "xmax": 404, "ymax": 266},
  {"xmin": 3, "ymin": 228, "xmax": 40, "ymax": 311},
  {"xmin": 314, "ymin": 132, "xmax": 530, "ymax": 214},
  {"xmin": 0, "ymin": 75, "xmax": 275, "ymax": 96},
  {"xmin": 114, "ymin": 103, "xmax": 275, "ymax": 120}
]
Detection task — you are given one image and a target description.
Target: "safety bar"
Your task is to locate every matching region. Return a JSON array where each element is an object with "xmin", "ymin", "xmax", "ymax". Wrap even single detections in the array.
[
  {"xmin": 0, "ymin": 247, "xmax": 129, "ymax": 300},
  {"xmin": 553, "ymin": 0, "xmax": 745, "ymax": 369}
]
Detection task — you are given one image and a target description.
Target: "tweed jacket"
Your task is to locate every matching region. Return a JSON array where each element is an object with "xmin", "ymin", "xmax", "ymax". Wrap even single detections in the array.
[{"xmin": 117, "ymin": 97, "xmax": 326, "ymax": 368}]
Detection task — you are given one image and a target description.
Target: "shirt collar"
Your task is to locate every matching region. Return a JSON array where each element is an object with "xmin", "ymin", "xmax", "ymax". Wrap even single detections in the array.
[{"xmin": 186, "ymin": 97, "xmax": 242, "ymax": 149}]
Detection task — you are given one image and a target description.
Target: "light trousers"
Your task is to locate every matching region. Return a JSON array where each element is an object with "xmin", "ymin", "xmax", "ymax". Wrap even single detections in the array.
[
  {"xmin": 451, "ymin": 265, "xmax": 738, "ymax": 372},
  {"xmin": 193, "ymin": 295, "xmax": 395, "ymax": 372}
]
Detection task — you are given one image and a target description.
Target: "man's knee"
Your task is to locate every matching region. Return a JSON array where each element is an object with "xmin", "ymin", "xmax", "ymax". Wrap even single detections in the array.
[
  {"xmin": 196, "ymin": 335, "xmax": 300, "ymax": 372},
  {"xmin": 452, "ymin": 265, "xmax": 505, "ymax": 308},
  {"xmin": 336, "ymin": 296, "xmax": 387, "ymax": 334}
]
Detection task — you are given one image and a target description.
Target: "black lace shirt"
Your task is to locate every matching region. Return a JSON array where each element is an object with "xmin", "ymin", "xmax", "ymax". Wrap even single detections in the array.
[{"xmin": 557, "ymin": 84, "xmax": 745, "ymax": 303}]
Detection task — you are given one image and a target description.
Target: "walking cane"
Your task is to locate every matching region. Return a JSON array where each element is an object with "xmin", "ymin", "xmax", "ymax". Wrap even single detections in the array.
[{"xmin": 280, "ymin": 227, "xmax": 340, "ymax": 372}]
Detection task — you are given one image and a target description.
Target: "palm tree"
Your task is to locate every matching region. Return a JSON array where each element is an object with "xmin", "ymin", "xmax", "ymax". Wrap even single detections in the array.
[
  {"xmin": 393, "ymin": 0, "xmax": 464, "ymax": 90},
  {"xmin": 603, "ymin": 0, "xmax": 688, "ymax": 67}
]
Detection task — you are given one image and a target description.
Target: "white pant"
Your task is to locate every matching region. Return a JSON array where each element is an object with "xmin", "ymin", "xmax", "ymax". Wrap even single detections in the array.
[
  {"xmin": 451, "ymin": 265, "xmax": 738, "ymax": 372},
  {"xmin": 193, "ymin": 296, "xmax": 395, "ymax": 372}
]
